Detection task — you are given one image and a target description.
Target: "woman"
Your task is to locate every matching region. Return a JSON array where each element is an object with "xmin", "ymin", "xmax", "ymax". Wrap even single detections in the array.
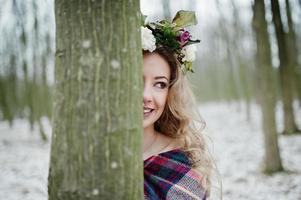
[{"xmin": 142, "ymin": 11, "xmax": 212, "ymax": 200}]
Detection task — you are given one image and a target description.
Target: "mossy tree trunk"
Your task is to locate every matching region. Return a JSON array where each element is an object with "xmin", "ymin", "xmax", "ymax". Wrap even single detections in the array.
[
  {"xmin": 48, "ymin": 1, "xmax": 143, "ymax": 199},
  {"xmin": 270, "ymin": 0, "xmax": 300, "ymax": 135},
  {"xmin": 252, "ymin": 0, "xmax": 283, "ymax": 173}
]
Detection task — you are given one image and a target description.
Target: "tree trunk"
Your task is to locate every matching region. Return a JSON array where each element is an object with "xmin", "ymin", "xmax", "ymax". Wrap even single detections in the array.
[
  {"xmin": 215, "ymin": 0, "xmax": 241, "ymax": 102},
  {"xmin": 162, "ymin": 0, "xmax": 171, "ymax": 20},
  {"xmin": 230, "ymin": 0, "xmax": 253, "ymax": 117},
  {"xmin": 270, "ymin": 0, "xmax": 300, "ymax": 135},
  {"xmin": 48, "ymin": 1, "xmax": 143, "ymax": 199},
  {"xmin": 252, "ymin": 0, "xmax": 283, "ymax": 173},
  {"xmin": 285, "ymin": 0, "xmax": 301, "ymax": 108}
]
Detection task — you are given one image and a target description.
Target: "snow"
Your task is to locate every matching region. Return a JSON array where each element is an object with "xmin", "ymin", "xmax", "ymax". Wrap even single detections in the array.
[
  {"xmin": 110, "ymin": 59, "xmax": 121, "ymax": 69},
  {"xmin": 0, "ymin": 102, "xmax": 301, "ymax": 200},
  {"xmin": 0, "ymin": 118, "xmax": 51, "ymax": 200},
  {"xmin": 81, "ymin": 40, "xmax": 91, "ymax": 49},
  {"xmin": 200, "ymin": 102, "xmax": 301, "ymax": 200}
]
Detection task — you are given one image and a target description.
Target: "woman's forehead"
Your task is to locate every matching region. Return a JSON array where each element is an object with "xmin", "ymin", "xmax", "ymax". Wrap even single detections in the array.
[{"xmin": 143, "ymin": 53, "xmax": 170, "ymax": 78}]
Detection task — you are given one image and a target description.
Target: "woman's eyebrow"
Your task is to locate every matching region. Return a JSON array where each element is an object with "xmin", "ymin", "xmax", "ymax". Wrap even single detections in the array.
[{"xmin": 154, "ymin": 76, "xmax": 169, "ymax": 81}]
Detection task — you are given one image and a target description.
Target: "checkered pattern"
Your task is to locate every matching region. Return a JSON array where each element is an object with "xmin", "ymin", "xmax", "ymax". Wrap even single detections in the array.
[{"xmin": 144, "ymin": 149, "xmax": 206, "ymax": 200}]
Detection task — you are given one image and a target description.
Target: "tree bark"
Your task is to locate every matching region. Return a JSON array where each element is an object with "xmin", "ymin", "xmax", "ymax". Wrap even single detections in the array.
[
  {"xmin": 252, "ymin": 0, "xmax": 283, "ymax": 173},
  {"xmin": 270, "ymin": 0, "xmax": 299, "ymax": 135},
  {"xmin": 48, "ymin": 1, "xmax": 143, "ymax": 199},
  {"xmin": 285, "ymin": 0, "xmax": 301, "ymax": 108}
]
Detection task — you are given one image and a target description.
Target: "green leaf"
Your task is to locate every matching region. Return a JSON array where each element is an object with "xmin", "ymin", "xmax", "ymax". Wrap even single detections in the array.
[
  {"xmin": 187, "ymin": 62, "xmax": 192, "ymax": 70},
  {"xmin": 185, "ymin": 62, "xmax": 194, "ymax": 73},
  {"xmin": 172, "ymin": 10, "xmax": 197, "ymax": 28}
]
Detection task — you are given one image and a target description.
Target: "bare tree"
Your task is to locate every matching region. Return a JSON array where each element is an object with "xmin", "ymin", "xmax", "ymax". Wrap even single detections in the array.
[
  {"xmin": 285, "ymin": 0, "xmax": 301, "ymax": 107},
  {"xmin": 270, "ymin": 0, "xmax": 300, "ymax": 135},
  {"xmin": 252, "ymin": 0, "xmax": 283, "ymax": 173}
]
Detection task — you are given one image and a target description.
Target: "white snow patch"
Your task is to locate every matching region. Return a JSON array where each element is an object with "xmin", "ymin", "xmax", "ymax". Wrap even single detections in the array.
[
  {"xmin": 92, "ymin": 188, "xmax": 99, "ymax": 195},
  {"xmin": 111, "ymin": 161, "xmax": 118, "ymax": 169},
  {"xmin": 81, "ymin": 40, "xmax": 91, "ymax": 49},
  {"xmin": 110, "ymin": 59, "xmax": 120, "ymax": 69}
]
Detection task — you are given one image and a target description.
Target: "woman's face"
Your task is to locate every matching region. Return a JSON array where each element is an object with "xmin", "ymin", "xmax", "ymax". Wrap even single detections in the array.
[{"xmin": 143, "ymin": 53, "xmax": 171, "ymax": 129}]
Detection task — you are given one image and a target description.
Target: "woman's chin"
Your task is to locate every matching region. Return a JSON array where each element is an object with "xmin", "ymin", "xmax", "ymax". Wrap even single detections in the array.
[
  {"xmin": 143, "ymin": 116, "xmax": 156, "ymax": 129},
  {"xmin": 143, "ymin": 120, "xmax": 152, "ymax": 129}
]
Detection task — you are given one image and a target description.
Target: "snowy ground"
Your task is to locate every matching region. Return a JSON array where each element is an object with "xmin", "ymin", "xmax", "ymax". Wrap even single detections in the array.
[
  {"xmin": 200, "ymin": 102, "xmax": 301, "ymax": 200},
  {"xmin": 0, "ymin": 102, "xmax": 300, "ymax": 200}
]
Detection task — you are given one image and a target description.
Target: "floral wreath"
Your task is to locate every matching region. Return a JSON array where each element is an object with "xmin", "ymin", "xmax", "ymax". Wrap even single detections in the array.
[{"xmin": 141, "ymin": 10, "xmax": 200, "ymax": 73}]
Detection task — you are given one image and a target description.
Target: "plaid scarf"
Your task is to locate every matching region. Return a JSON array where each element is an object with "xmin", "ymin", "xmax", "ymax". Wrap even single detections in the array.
[{"xmin": 144, "ymin": 149, "xmax": 206, "ymax": 200}]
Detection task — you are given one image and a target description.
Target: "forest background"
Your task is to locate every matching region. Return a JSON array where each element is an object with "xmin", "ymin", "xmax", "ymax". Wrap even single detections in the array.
[{"xmin": 0, "ymin": 0, "xmax": 301, "ymax": 199}]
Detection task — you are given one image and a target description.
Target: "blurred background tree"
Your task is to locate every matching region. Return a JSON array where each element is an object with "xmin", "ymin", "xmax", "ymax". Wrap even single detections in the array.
[
  {"xmin": 252, "ymin": 0, "xmax": 283, "ymax": 173},
  {"xmin": 270, "ymin": 0, "xmax": 300, "ymax": 135},
  {"xmin": 0, "ymin": 0, "xmax": 54, "ymax": 140}
]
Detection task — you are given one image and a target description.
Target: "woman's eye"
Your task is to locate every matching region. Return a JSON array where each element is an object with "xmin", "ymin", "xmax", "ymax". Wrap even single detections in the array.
[{"xmin": 155, "ymin": 82, "xmax": 167, "ymax": 89}]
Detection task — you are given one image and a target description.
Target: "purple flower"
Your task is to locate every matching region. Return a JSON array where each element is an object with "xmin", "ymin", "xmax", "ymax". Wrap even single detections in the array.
[{"xmin": 179, "ymin": 30, "xmax": 191, "ymax": 47}]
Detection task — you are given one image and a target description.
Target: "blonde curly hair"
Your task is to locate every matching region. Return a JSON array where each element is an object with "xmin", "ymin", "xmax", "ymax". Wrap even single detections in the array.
[{"xmin": 144, "ymin": 47, "xmax": 213, "ymax": 196}]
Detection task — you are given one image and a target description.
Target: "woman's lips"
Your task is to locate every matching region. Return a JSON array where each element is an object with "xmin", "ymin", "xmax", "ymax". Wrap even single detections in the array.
[{"xmin": 144, "ymin": 108, "xmax": 154, "ymax": 117}]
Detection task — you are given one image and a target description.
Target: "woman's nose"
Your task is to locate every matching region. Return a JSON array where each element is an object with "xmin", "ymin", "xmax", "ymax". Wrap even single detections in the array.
[{"xmin": 143, "ymin": 85, "xmax": 152, "ymax": 103}]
